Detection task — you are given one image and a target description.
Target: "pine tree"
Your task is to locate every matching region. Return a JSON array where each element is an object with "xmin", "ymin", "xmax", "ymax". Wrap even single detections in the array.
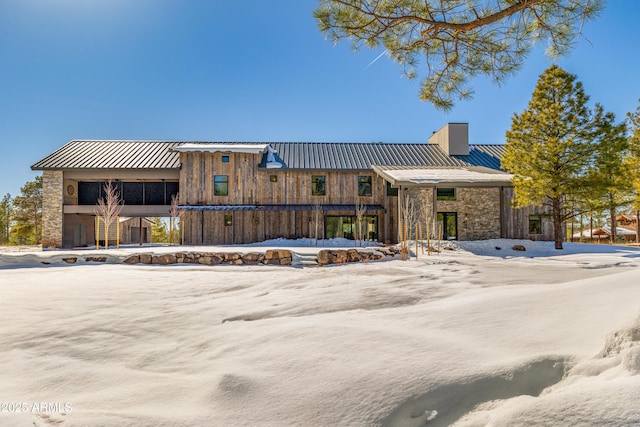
[
  {"xmin": 627, "ymin": 100, "xmax": 640, "ymax": 243},
  {"xmin": 588, "ymin": 106, "xmax": 632, "ymax": 243},
  {"xmin": 502, "ymin": 65, "xmax": 598, "ymax": 250},
  {"xmin": 11, "ymin": 176, "xmax": 43, "ymax": 245},
  {"xmin": 0, "ymin": 193, "xmax": 12, "ymax": 245},
  {"xmin": 150, "ymin": 217, "xmax": 169, "ymax": 243},
  {"xmin": 315, "ymin": 0, "xmax": 603, "ymax": 109}
]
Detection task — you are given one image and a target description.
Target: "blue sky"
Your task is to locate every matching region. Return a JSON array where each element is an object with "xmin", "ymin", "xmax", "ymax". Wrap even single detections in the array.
[{"xmin": 1, "ymin": 1, "xmax": 639, "ymax": 198}]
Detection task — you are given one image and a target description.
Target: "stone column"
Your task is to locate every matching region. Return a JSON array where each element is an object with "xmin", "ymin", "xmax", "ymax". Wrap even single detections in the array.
[{"xmin": 41, "ymin": 171, "xmax": 64, "ymax": 248}]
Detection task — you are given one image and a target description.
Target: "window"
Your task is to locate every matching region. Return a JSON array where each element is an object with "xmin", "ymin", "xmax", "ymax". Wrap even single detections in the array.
[
  {"xmin": 312, "ymin": 175, "xmax": 326, "ymax": 196},
  {"xmin": 214, "ymin": 175, "xmax": 229, "ymax": 196},
  {"xmin": 224, "ymin": 215, "xmax": 232, "ymax": 226},
  {"xmin": 325, "ymin": 215, "xmax": 378, "ymax": 241},
  {"xmin": 437, "ymin": 188, "xmax": 456, "ymax": 201},
  {"xmin": 221, "ymin": 155, "xmax": 230, "ymax": 163},
  {"xmin": 270, "ymin": 175, "xmax": 277, "ymax": 183},
  {"xmin": 529, "ymin": 215, "xmax": 542, "ymax": 234},
  {"xmin": 386, "ymin": 181, "xmax": 398, "ymax": 196},
  {"xmin": 358, "ymin": 176, "xmax": 372, "ymax": 196}
]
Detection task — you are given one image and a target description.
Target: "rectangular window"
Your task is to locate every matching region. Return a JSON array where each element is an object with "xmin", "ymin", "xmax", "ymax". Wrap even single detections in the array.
[
  {"xmin": 222, "ymin": 155, "xmax": 230, "ymax": 163},
  {"xmin": 386, "ymin": 181, "xmax": 398, "ymax": 196},
  {"xmin": 358, "ymin": 176, "xmax": 372, "ymax": 196},
  {"xmin": 437, "ymin": 188, "xmax": 456, "ymax": 201},
  {"xmin": 214, "ymin": 175, "xmax": 229, "ymax": 196},
  {"xmin": 270, "ymin": 175, "xmax": 277, "ymax": 182},
  {"xmin": 529, "ymin": 215, "xmax": 542, "ymax": 234},
  {"xmin": 312, "ymin": 175, "xmax": 326, "ymax": 196},
  {"xmin": 224, "ymin": 215, "xmax": 232, "ymax": 226},
  {"xmin": 437, "ymin": 212, "xmax": 458, "ymax": 240}
]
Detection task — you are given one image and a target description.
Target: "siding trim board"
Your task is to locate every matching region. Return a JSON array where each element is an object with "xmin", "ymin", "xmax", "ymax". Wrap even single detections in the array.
[{"xmin": 179, "ymin": 204, "xmax": 386, "ymax": 212}]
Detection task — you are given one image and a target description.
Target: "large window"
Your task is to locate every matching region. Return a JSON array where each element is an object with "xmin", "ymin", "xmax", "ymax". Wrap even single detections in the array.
[
  {"xmin": 437, "ymin": 188, "xmax": 456, "ymax": 201},
  {"xmin": 325, "ymin": 215, "xmax": 378, "ymax": 241},
  {"xmin": 77, "ymin": 181, "xmax": 178, "ymax": 205},
  {"xmin": 437, "ymin": 212, "xmax": 458, "ymax": 240},
  {"xmin": 214, "ymin": 175, "xmax": 229, "ymax": 196},
  {"xmin": 312, "ymin": 175, "xmax": 326, "ymax": 196},
  {"xmin": 358, "ymin": 176, "xmax": 372, "ymax": 196}
]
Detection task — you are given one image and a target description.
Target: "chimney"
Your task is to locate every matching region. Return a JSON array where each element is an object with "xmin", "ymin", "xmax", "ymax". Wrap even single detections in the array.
[{"xmin": 428, "ymin": 123, "xmax": 469, "ymax": 156}]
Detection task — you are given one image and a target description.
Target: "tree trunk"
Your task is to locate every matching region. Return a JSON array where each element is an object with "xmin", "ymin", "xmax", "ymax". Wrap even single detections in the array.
[
  {"xmin": 552, "ymin": 197, "xmax": 563, "ymax": 250},
  {"xmin": 610, "ymin": 205, "xmax": 617, "ymax": 244},
  {"xmin": 636, "ymin": 210, "xmax": 640, "ymax": 244}
]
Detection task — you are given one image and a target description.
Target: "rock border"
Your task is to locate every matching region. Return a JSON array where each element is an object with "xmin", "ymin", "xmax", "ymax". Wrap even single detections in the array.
[{"xmin": 124, "ymin": 249, "xmax": 294, "ymax": 266}]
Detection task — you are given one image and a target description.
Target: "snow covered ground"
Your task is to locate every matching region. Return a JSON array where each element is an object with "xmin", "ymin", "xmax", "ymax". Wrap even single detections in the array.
[{"xmin": 1, "ymin": 239, "xmax": 640, "ymax": 426}]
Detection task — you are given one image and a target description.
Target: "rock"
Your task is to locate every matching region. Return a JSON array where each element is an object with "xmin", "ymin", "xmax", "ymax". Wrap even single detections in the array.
[
  {"xmin": 264, "ymin": 249, "xmax": 279, "ymax": 260},
  {"xmin": 224, "ymin": 253, "xmax": 241, "ymax": 261},
  {"xmin": 333, "ymin": 250, "xmax": 348, "ymax": 264},
  {"xmin": 242, "ymin": 253, "xmax": 263, "ymax": 265},
  {"xmin": 62, "ymin": 257, "xmax": 77, "ymax": 264},
  {"xmin": 139, "ymin": 254, "xmax": 152, "ymax": 264},
  {"xmin": 152, "ymin": 254, "xmax": 177, "ymax": 265},
  {"xmin": 85, "ymin": 256, "xmax": 107, "ymax": 262},
  {"xmin": 495, "ymin": 246, "xmax": 502, "ymax": 251},
  {"xmin": 279, "ymin": 257, "xmax": 292, "ymax": 266},
  {"xmin": 277, "ymin": 249, "xmax": 292, "ymax": 259},
  {"xmin": 512, "ymin": 245, "xmax": 526, "ymax": 251},
  {"xmin": 123, "ymin": 255, "xmax": 140, "ymax": 264},
  {"xmin": 317, "ymin": 250, "xmax": 331, "ymax": 266}
]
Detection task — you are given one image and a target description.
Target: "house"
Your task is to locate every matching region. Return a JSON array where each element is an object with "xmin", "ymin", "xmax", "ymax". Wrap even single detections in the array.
[{"xmin": 32, "ymin": 123, "xmax": 554, "ymax": 248}]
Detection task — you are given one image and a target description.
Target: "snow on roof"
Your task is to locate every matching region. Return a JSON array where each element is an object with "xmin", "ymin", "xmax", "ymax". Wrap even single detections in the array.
[
  {"xmin": 172, "ymin": 143, "xmax": 270, "ymax": 154},
  {"xmin": 374, "ymin": 166, "xmax": 513, "ymax": 186}
]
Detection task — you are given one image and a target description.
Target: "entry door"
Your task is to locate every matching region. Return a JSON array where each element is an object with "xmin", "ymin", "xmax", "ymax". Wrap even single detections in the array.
[{"xmin": 437, "ymin": 212, "xmax": 458, "ymax": 240}]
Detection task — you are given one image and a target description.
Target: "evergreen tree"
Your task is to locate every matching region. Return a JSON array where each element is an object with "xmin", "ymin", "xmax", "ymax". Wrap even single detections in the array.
[
  {"xmin": 0, "ymin": 193, "xmax": 12, "ymax": 245},
  {"xmin": 588, "ymin": 106, "xmax": 632, "ymax": 243},
  {"xmin": 150, "ymin": 217, "xmax": 170, "ymax": 243},
  {"xmin": 627, "ymin": 100, "xmax": 640, "ymax": 243},
  {"xmin": 11, "ymin": 176, "xmax": 43, "ymax": 245},
  {"xmin": 502, "ymin": 65, "xmax": 598, "ymax": 249},
  {"xmin": 315, "ymin": 0, "xmax": 603, "ymax": 109}
]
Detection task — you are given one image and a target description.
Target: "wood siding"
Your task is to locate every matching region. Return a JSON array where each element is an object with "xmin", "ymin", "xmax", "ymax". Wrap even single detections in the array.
[
  {"xmin": 501, "ymin": 187, "xmax": 555, "ymax": 241},
  {"xmin": 179, "ymin": 152, "xmax": 398, "ymax": 244}
]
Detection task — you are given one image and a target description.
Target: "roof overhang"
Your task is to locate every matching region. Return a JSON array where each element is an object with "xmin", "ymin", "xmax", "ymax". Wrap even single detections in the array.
[
  {"xmin": 172, "ymin": 143, "xmax": 270, "ymax": 154},
  {"xmin": 372, "ymin": 165, "xmax": 513, "ymax": 187}
]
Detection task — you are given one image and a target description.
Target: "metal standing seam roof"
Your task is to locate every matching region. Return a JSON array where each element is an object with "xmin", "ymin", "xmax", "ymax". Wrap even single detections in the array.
[
  {"xmin": 31, "ymin": 140, "xmax": 506, "ymax": 171},
  {"xmin": 31, "ymin": 140, "xmax": 183, "ymax": 170}
]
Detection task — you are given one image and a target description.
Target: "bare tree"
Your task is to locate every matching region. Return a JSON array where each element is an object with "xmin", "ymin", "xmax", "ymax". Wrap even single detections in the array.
[
  {"xmin": 311, "ymin": 201, "xmax": 323, "ymax": 246},
  {"xmin": 94, "ymin": 180, "xmax": 124, "ymax": 249},
  {"xmin": 355, "ymin": 198, "xmax": 366, "ymax": 247},
  {"xmin": 169, "ymin": 193, "xmax": 184, "ymax": 245},
  {"xmin": 398, "ymin": 191, "xmax": 418, "ymax": 260}
]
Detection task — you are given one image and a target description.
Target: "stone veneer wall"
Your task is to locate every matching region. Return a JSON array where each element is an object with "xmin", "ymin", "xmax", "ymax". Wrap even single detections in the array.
[
  {"xmin": 41, "ymin": 171, "xmax": 64, "ymax": 248},
  {"xmin": 406, "ymin": 187, "xmax": 501, "ymax": 240}
]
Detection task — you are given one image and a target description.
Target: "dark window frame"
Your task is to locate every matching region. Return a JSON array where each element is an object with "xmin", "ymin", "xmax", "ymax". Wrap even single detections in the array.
[
  {"xmin": 386, "ymin": 181, "xmax": 398, "ymax": 196},
  {"xmin": 358, "ymin": 175, "xmax": 373, "ymax": 196},
  {"xmin": 222, "ymin": 155, "xmax": 230, "ymax": 163},
  {"xmin": 437, "ymin": 188, "xmax": 456, "ymax": 201},
  {"xmin": 214, "ymin": 175, "xmax": 229, "ymax": 196},
  {"xmin": 529, "ymin": 215, "xmax": 542, "ymax": 234},
  {"xmin": 312, "ymin": 175, "xmax": 326, "ymax": 196}
]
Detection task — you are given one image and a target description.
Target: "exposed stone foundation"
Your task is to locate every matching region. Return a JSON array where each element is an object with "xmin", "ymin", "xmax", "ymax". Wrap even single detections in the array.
[{"xmin": 41, "ymin": 171, "xmax": 64, "ymax": 248}]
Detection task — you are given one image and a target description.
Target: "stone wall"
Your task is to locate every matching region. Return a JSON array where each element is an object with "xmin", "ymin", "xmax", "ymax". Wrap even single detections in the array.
[
  {"xmin": 405, "ymin": 187, "xmax": 501, "ymax": 240},
  {"xmin": 41, "ymin": 171, "xmax": 64, "ymax": 248}
]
